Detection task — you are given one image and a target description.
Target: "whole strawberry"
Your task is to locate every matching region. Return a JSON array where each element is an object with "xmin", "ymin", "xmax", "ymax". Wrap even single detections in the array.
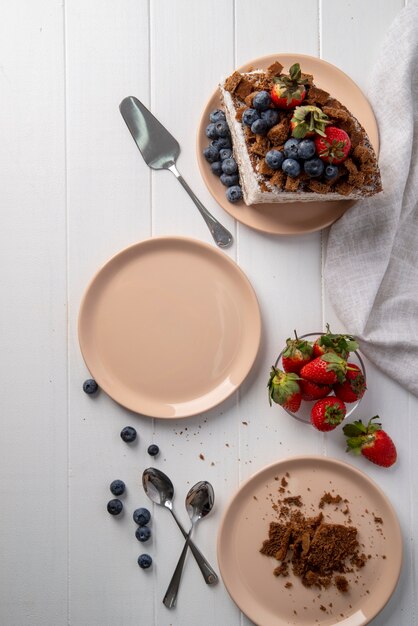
[
  {"xmin": 270, "ymin": 63, "xmax": 308, "ymax": 109},
  {"xmin": 300, "ymin": 353, "xmax": 349, "ymax": 385},
  {"xmin": 300, "ymin": 379, "xmax": 332, "ymax": 401},
  {"xmin": 290, "ymin": 105, "xmax": 330, "ymax": 139},
  {"xmin": 314, "ymin": 126, "xmax": 351, "ymax": 164},
  {"xmin": 268, "ymin": 366, "xmax": 302, "ymax": 413},
  {"xmin": 313, "ymin": 324, "xmax": 359, "ymax": 359},
  {"xmin": 334, "ymin": 363, "xmax": 366, "ymax": 403},
  {"xmin": 282, "ymin": 331, "xmax": 314, "ymax": 374},
  {"xmin": 311, "ymin": 397, "xmax": 347, "ymax": 431},
  {"xmin": 343, "ymin": 417, "xmax": 397, "ymax": 467}
]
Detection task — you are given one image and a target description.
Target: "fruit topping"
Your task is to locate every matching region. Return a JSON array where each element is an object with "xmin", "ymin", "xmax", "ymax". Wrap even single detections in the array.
[
  {"xmin": 252, "ymin": 90, "xmax": 272, "ymax": 111},
  {"xmin": 270, "ymin": 63, "xmax": 308, "ymax": 109},
  {"xmin": 304, "ymin": 157, "xmax": 325, "ymax": 178},
  {"xmin": 282, "ymin": 158, "xmax": 301, "ymax": 178},
  {"xmin": 315, "ymin": 126, "xmax": 351, "ymax": 164},
  {"xmin": 265, "ymin": 149, "xmax": 284, "ymax": 170},
  {"xmin": 290, "ymin": 105, "xmax": 330, "ymax": 139}
]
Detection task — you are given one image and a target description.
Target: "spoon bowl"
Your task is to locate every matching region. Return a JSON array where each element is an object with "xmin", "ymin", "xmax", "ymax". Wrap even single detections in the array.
[{"xmin": 142, "ymin": 467, "xmax": 174, "ymax": 508}]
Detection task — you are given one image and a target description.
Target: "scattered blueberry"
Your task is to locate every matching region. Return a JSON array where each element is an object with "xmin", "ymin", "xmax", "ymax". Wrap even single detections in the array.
[
  {"xmin": 297, "ymin": 139, "xmax": 316, "ymax": 160},
  {"xmin": 210, "ymin": 161, "xmax": 223, "ymax": 176},
  {"xmin": 83, "ymin": 379, "xmax": 98, "ymax": 395},
  {"xmin": 147, "ymin": 444, "xmax": 160, "ymax": 457},
  {"xmin": 209, "ymin": 109, "xmax": 226, "ymax": 123},
  {"xmin": 120, "ymin": 426, "xmax": 137, "ymax": 443},
  {"xmin": 265, "ymin": 149, "xmax": 284, "ymax": 170},
  {"xmin": 205, "ymin": 123, "xmax": 218, "ymax": 140},
  {"xmin": 136, "ymin": 526, "xmax": 152, "ymax": 542},
  {"xmin": 304, "ymin": 157, "xmax": 325, "ymax": 178},
  {"xmin": 203, "ymin": 144, "xmax": 219, "ymax": 164},
  {"xmin": 251, "ymin": 118, "xmax": 268, "ymax": 135},
  {"xmin": 110, "ymin": 480, "xmax": 126, "ymax": 496},
  {"xmin": 220, "ymin": 173, "xmax": 239, "ymax": 187},
  {"xmin": 252, "ymin": 91, "xmax": 272, "ymax": 111},
  {"xmin": 261, "ymin": 109, "xmax": 280, "ymax": 127},
  {"xmin": 219, "ymin": 148, "xmax": 232, "ymax": 161},
  {"xmin": 212, "ymin": 137, "xmax": 231, "ymax": 150},
  {"xmin": 324, "ymin": 164, "xmax": 339, "ymax": 180},
  {"xmin": 226, "ymin": 185, "xmax": 243, "ymax": 203},
  {"xmin": 107, "ymin": 499, "xmax": 123, "ymax": 516},
  {"xmin": 283, "ymin": 138, "xmax": 301, "ymax": 159},
  {"xmin": 138, "ymin": 554, "xmax": 152, "ymax": 569},
  {"xmin": 282, "ymin": 158, "xmax": 301, "ymax": 178},
  {"xmin": 133, "ymin": 507, "xmax": 151, "ymax": 526},
  {"xmin": 242, "ymin": 108, "xmax": 260, "ymax": 126},
  {"xmin": 214, "ymin": 120, "xmax": 230, "ymax": 138},
  {"xmin": 221, "ymin": 158, "xmax": 238, "ymax": 175}
]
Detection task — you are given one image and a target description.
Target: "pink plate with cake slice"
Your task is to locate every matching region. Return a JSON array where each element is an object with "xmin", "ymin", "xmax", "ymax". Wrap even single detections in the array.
[
  {"xmin": 217, "ymin": 456, "xmax": 402, "ymax": 626},
  {"xmin": 197, "ymin": 54, "xmax": 379, "ymax": 235}
]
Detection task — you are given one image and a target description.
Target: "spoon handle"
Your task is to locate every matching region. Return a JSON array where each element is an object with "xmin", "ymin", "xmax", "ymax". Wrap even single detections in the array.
[
  {"xmin": 169, "ymin": 509, "xmax": 218, "ymax": 585},
  {"xmin": 168, "ymin": 164, "xmax": 233, "ymax": 249},
  {"xmin": 163, "ymin": 529, "xmax": 193, "ymax": 608}
]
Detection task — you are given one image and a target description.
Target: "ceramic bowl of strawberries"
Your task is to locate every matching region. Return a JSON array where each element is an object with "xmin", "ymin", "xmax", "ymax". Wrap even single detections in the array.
[{"xmin": 268, "ymin": 326, "xmax": 366, "ymax": 430}]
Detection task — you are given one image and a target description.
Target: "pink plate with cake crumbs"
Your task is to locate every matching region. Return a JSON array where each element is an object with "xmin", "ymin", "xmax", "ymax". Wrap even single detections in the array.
[
  {"xmin": 217, "ymin": 456, "xmax": 402, "ymax": 626},
  {"xmin": 197, "ymin": 54, "xmax": 379, "ymax": 235}
]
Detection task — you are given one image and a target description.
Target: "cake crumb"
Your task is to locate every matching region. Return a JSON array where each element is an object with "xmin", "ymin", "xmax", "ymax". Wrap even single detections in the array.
[
  {"xmin": 335, "ymin": 575, "xmax": 349, "ymax": 592},
  {"xmin": 199, "ymin": 453, "xmax": 205, "ymax": 460}
]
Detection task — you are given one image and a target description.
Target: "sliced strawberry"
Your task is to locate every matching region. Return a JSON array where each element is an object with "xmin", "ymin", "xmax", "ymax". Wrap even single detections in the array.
[
  {"xmin": 343, "ymin": 417, "xmax": 397, "ymax": 467},
  {"xmin": 267, "ymin": 366, "xmax": 302, "ymax": 413},
  {"xmin": 334, "ymin": 363, "xmax": 366, "ymax": 403},
  {"xmin": 314, "ymin": 126, "xmax": 351, "ymax": 164},
  {"xmin": 311, "ymin": 397, "xmax": 346, "ymax": 431},
  {"xmin": 300, "ymin": 353, "xmax": 349, "ymax": 385}
]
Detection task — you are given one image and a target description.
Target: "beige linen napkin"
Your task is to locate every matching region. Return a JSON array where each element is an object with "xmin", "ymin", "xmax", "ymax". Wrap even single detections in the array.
[{"xmin": 324, "ymin": 4, "xmax": 418, "ymax": 396}]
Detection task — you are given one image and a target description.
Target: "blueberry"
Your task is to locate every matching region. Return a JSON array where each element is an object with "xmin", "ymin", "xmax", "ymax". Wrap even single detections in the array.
[
  {"xmin": 252, "ymin": 91, "xmax": 272, "ymax": 111},
  {"xmin": 147, "ymin": 444, "xmax": 160, "ymax": 457},
  {"xmin": 83, "ymin": 379, "xmax": 98, "ymax": 395},
  {"xmin": 210, "ymin": 161, "xmax": 222, "ymax": 176},
  {"xmin": 242, "ymin": 108, "xmax": 260, "ymax": 127},
  {"xmin": 282, "ymin": 158, "xmax": 301, "ymax": 178},
  {"xmin": 221, "ymin": 158, "xmax": 238, "ymax": 175},
  {"xmin": 219, "ymin": 148, "xmax": 232, "ymax": 161},
  {"xmin": 107, "ymin": 499, "xmax": 123, "ymax": 516},
  {"xmin": 297, "ymin": 139, "xmax": 316, "ymax": 160},
  {"xmin": 283, "ymin": 138, "xmax": 301, "ymax": 159},
  {"xmin": 250, "ymin": 118, "xmax": 268, "ymax": 135},
  {"xmin": 324, "ymin": 164, "xmax": 339, "ymax": 180},
  {"xmin": 265, "ymin": 149, "xmax": 284, "ymax": 170},
  {"xmin": 136, "ymin": 526, "xmax": 152, "ymax": 542},
  {"xmin": 209, "ymin": 109, "xmax": 225, "ymax": 123},
  {"xmin": 110, "ymin": 480, "xmax": 125, "ymax": 496},
  {"xmin": 120, "ymin": 426, "xmax": 137, "ymax": 443},
  {"xmin": 261, "ymin": 109, "xmax": 280, "ymax": 128},
  {"xmin": 220, "ymin": 173, "xmax": 239, "ymax": 187},
  {"xmin": 203, "ymin": 144, "xmax": 219, "ymax": 164},
  {"xmin": 138, "ymin": 554, "xmax": 152, "ymax": 569},
  {"xmin": 212, "ymin": 137, "xmax": 231, "ymax": 150},
  {"xmin": 205, "ymin": 123, "xmax": 218, "ymax": 140},
  {"xmin": 226, "ymin": 185, "xmax": 243, "ymax": 203},
  {"xmin": 304, "ymin": 157, "xmax": 325, "ymax": 178},
  {"xmin": 214, "ymin": 120, "xmax": 230, "ymax": 138},
  {"xmin": 133, "ymin": 507, "xmax": 151, "ymax": 526}
]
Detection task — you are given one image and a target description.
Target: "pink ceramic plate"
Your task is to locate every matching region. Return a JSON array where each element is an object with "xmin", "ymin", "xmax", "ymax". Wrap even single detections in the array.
[
  {"xmin": 218, "ymin": 456, "xmax": 402, "ymax": 626},
  {"xmin": 78, "ymin": 236, "xmax": 261, "ymax": 418},
  {"xmin": 197, "ymin": 54, "xmax": 379, "ymax": 235}
]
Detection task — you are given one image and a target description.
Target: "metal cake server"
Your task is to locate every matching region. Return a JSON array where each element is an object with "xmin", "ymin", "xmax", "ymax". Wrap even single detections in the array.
[{"xmin": 119, "ymin": 96, "xmax": 233, "ymax": 248}]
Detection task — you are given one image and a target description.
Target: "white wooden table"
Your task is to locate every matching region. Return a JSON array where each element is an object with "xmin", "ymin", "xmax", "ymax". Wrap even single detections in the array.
[{"xmin": 1, "ymin": 1, "xmax": 417, "ymax": 625}]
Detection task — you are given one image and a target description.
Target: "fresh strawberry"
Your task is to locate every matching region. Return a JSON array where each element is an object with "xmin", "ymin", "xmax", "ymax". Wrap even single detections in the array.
[
  {"xmin": 281, "ymin": 331, "xmax": 314, "ymax": 374},
  {"xmin": 334, "ymin": 363, "xmax": 366, "ymax": 403},
  {"xmin": 268, "ymin": 366, "xmax": 302, "ymax": 413},
  {"xmin": 270, "ymin": 63, "xmax": 308, "ymax": 110},
  {"xmin": 343, "ymin": 417, "xmax": 397, "ymax": 467},
  {"xmin": 300, "ymin": 353, "xmax": 348, "ymax": 385},
  {"xmin": 314, "ymin": 126, "xmax": 351, "ymax": 164},
  {"xmin": 299, "ymin": 379, "xmax": 332, "ymax": 401},
  {"xmin": 313, "ymin": 324, "xmax": 359, "ymax": 359},
  {"xmin": 311, "ymin": 397, "xmax": 347, "ymax": 431},
  {"xmin": 290, "ymin": 105, "xmax": 330, "ymax": 139}
]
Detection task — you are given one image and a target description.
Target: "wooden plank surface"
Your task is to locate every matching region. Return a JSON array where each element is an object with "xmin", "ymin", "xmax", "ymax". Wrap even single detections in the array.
[{"xmin": 0, "ymin": 0, "xmax": 415, "ymax": 625}]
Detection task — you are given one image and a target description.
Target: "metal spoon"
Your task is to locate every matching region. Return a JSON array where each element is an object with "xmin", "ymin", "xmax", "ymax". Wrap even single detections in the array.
[
  {"xmin": 142, "ymin": 468, "xmax": 218, "ymax": 585},
  {"xmin": 163, "ymin": 481, "xmax": 215, "ymax": 608}
]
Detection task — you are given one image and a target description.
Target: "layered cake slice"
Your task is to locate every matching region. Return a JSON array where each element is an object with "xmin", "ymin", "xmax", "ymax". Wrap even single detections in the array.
[{"xmin": 219, "ymin": 61, "xmax": 382, "ymax": 205}]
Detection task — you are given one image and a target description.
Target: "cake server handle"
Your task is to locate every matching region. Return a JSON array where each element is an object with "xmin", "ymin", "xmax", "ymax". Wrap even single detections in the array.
[{"xmin": 167, "ymin": 163, "xmax": 233, "ymax": 248}]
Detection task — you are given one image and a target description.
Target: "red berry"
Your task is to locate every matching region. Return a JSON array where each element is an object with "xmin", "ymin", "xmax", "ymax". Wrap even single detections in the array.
[
  {"xmin": 311, "ymin": 397, "xmax": 347, "ymax": 431},
  {"xmin": 281, "ymin": 333, "xmax": 313, "ymax": 374},
  {"xmin": 314, "ymin": 126, "xmax": 351, "ymax": 164},
  {"xmin": 300, "ymin": 379, "xmax": 332, "ymax": 401},
  {"xmin": 300, "ymin": 353, "xmax": 348, "ymax": 385},
  {"xmin": 267, "ymin": 366, "xmax": 302, "ymax": 413},
  {"xmin": 343, "ymin": 417, "xmax": 397, "ymax": 468},
  {"xmin": 334, "ymin": 363, "xmax": 366, "ymax": 403}
]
